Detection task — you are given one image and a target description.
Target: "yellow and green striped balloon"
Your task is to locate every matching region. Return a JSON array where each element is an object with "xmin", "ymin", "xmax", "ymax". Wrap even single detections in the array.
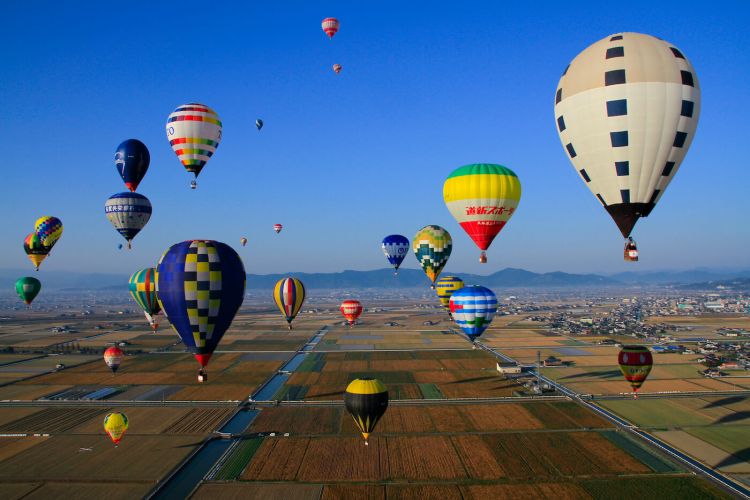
[
  {"xmin": 443, "ymin": 164, "xmax": 521, "ymax": 263},
  {"xmin": 413, "ymin": 225, "xmax": 452, "ymax": 288}
]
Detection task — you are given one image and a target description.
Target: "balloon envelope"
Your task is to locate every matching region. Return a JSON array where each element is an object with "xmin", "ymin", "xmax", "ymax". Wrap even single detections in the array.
[
  {"xmin": 381, "ymin": 235, "xmax": 409, "ymax": 273},
  {"xmin": 322, "ymin": 17, "xmax": 340, "ymax": 38},
  {"xmin": 104, "ymin": 346, "xmax": 123, "ymax": 373},
  {"xmin": 240, "ymin": 237, "xmax": 247, "ymax": 246},
  {"xmin": 15, "ymin": 277, "xmax": 41, "ymax": 305},
  {"xmin": 273, "ymin": 278, "xmax": 306, "ymax": 327},
  {"xmin": 554, "ymin": 32, "xmax": 700, "ymax": 238},
  {"xmin": 115, "ymin": 139, "xmax": 150, "ymax": 192},
  {"xmin": 166, "ymin": 103, "xmax": 222, "ymax": 184},
  {"xmin": 34, "ymin": 216, "xmax": 63, "ymax": 248},
  {"xmin": 413, "ymin": 225, "xmax": 452, "ymax": 287},
  {"xmin": 103, "ymin": 412, "xmax": 128, "ymax": 445},
  {"xmin": 618, "ymin": 345, "xmax": 653, "ymax": 393},
  {"xmin": 274, "ymin": 224, "xmax": 283, "ymax": 234},
  {"xmin": 344, "ymin": 378, "xmax": 388, "ymax": 444},
  {"xmin": 105, "ymin": 192, "xmax": 152, "ymax": 247},
  {"xmin": 443, "ymin": 164, "xmax": 521, "ymax": 261},
  {"xmin": 435, "ymin": 276, "xmax": 464, "ymax": 311},
  {"xmin": 129, "ymin": 268, "xmax": 161, "ymax": 330},
  {"xmin": 23, "ymin": 233, "xmax": 48, "ymax": 270},
  {"xmin": 333, "ymin": 64, "xmax": 342, "ymax": 74},
  {"xmin": 156, "ymin": 240, "xmax": 245, "ymax": 368},
  {"xmin": 340, "ymin": 300, "xmax": 363, "ymax": 326},
  {"xmin": 449, "ymin": 285, "xmax": 498, "ymax": 340},
  {"xmin": 255, "ymin": 119, "xmax": 263, "ymax": 131}
]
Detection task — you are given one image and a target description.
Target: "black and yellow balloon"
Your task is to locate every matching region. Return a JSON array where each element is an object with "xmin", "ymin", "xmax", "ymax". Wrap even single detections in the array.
[{"xmin": 344, "ymin": 378, "xmax": 388, "ymax": 445}]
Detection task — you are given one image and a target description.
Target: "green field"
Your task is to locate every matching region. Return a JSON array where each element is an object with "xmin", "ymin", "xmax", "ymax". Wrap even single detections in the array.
[
  {"xmin": 687, "ymin": 426, "xmax": 750, "ymax": 456},
  {"xmin": 580, "ymin": 476, "xmax": 731, "ymax": 499},
  {"xmin": 598, "ymin": 399, "xmax": 713, "ymax": 428},
  {"xmin": 214, "ymin": 438, "xmax": 265, "ymax": 481},
  {"xmin": 601, "ymin": 430, "xmax": 679, "ymax": 472}
]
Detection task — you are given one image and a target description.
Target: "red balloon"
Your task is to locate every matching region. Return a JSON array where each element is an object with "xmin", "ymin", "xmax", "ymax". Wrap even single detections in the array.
[{"xmin": 340, "ymin": 300, "xmax": 363, "ymax": 326}]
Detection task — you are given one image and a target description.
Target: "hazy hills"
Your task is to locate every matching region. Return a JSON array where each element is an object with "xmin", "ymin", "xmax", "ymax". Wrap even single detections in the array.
[{"xmin": 3, "ymin": 267, "xmax": 749, "ymax": 291}]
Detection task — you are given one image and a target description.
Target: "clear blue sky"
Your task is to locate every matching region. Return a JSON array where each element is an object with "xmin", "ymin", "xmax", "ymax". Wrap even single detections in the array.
[{"xmin": 2, "ymin": 1, "xmax": 749, "ymax": 276}]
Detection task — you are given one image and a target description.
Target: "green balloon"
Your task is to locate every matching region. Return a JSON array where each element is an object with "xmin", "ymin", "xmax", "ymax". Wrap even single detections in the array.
[{"xmin": 16, "ymin": 277, "xmax": 41, "ymax": 306}]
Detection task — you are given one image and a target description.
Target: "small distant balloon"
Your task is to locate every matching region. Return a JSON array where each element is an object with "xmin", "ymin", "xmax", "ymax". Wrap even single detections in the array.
[
  {"xmin": 255, "ymin": 119, "xmax": 263, "ymax": 131},
  {"xmin": 340, "ymin": 299, "xmax": 363, "ymax": 327},
  {"xmin": 240, "ymin": 237, "xmax": 248, "ymax": 247},
  {"xmin": 274, "ymin": 224, "xmax": 283, "ymax": 234},
  {"xmin": 333, "ymin": 64, "xmax": 342, "ymax": 74},
  {"xmin": 321, "ymin": 17, "xmax": 340, "ymax": 39}
]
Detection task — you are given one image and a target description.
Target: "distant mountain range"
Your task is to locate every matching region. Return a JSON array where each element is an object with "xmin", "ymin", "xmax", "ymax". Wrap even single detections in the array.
[{"xmin": 2, "ymin": 267, "xmax": 750, "ymax": 291}]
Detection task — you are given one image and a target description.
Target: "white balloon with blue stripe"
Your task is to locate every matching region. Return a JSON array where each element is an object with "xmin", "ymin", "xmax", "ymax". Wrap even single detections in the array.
[{"xmin": 449, "ymin": 285, "xmax": 498, "ymax": 340}]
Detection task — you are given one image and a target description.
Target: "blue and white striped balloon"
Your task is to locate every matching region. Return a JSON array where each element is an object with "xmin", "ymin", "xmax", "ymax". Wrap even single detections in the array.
[
  {"xmin": 449, "ymin": 285, "xmax": 498, "ymax": 340},
  {"xmin": 104, "ymin": 192, "xmax": 152, "ymax": 249},
  {"xmin": 381, "ymin": 234, "xmax": 410, "ymax": 274}
]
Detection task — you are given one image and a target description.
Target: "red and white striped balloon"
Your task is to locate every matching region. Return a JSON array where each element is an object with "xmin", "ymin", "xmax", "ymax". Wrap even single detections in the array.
[{"xmin": 321, "ymin": 17, "xmax": 340, "ymax": 39}]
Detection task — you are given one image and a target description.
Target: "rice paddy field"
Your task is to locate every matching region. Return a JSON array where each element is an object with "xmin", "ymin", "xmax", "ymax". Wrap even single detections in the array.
[{"xmin": 0, "ymin": 302, "xmax": 742, "ymax": 497}]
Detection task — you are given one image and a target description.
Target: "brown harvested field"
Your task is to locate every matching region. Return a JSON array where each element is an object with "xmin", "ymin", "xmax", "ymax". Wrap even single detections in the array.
[
  {"xmin": 378, "ymin": 406, "xmax": 437, "ymax": 433},
  {"xmin": 0, "ymin": 434, "xmax": 201, "ymax": 482},
  {"xmin": 322, "ymin": 484, "xmax": 385, "ymax": 500},
  {"xmin": 524, "ymin": 402, "xmax": 612, "ymax": 429},
  {"xmin": 166, "ymin": 384, "xmax": 254, "ymax": 401},
  {"xmin": 249, "ymin": 407, "xmax": 340, "ymax": 434},
  {"xmin": 70, "ymin": 407, "xmax": 188, "ymax": 434},
  {"xmin": 297, "ymin": 437, "xmax": 387, "ymax": 481},
  {"xmin": 0, "ymin": 408, "xmax": 107, "ymax": 433},
  {"xmin": 460, "ymin": 403, "xmax": 544, "ymax": 431},
  {"xmin": 0, "ymin": 384, "xmax": 72, "ymax": 401},
  {"xmin": 460, "ymin": 483, "xmax": 591, "ymax": 500},
  {"xmin": 0, "ymin": 436, "xmax": 48, "ymax": 462},
  {"xmin": 164, "ymin": 408, "xmax": 234, "ymax": 433},
  {"xmin": 428, "ymin": 406, "xmax": 472, "ymax": 432},
  {"xmin": 569, "ymin": 432, "xmax": 650, "ymax": 473},
  {"xmin": 16, "ymin": 482, "xmax": 153, "ymax": 500},
  {"xmin": 194, "ymin": 483, "xmax": 323, "ymax": 500},
  {"xmin": 387, "ymin": 436, "xmax": 467, "ymax": 480},
  {"xmin": 241, "ymin": 437, "xmax": 309, "ymax": 480},
  {"xmin": 0, "ymin": 483, "xmax": 42, "ymax": 500},
  {"xmin": 0, "ymin": 408, "xmax": 43, "ymax": 427},
  {"xmin": 386, "ymin": 484, "xmax": 463, "ymax": 499},
  {"xmin": 413, "ymin": 370, "xmax": 458, "ymax": 383},
  {"xmin": 435, "ymin": 376, "xmax": 518, "ymax": 398},
  {"xmin": 451, "ymin": 435, "xmax": 506, "ymax": 479}
]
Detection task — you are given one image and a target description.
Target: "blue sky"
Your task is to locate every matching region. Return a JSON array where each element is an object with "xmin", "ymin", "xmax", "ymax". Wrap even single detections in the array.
[{"xmin": 2, "ymin": 1, "xmax": 749, "ymax": 276}]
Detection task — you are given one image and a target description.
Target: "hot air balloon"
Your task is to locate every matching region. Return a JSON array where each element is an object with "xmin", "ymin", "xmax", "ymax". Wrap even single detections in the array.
[
  {"xmin": 344, "ymin": 378, "xmax": 388, "ymax": 445},
  {"xmin": 340, "ymin": 300, "xmax": 363, "ymax": 327},
  {"xmin": 34, "ymin": 216, "xmax": 63, "ymax": 249},
  {"xmin": 449, "ymin": 285, "xmax": 498, "ymax": 341},
  {"xmin": 240, "ymin": 237, "xmax": 248, "ymax": 247},
  {"xmin": 103, "ymin": 412, "xmax": 128, "ymax": 446},
  {"xmin": 273, "ymin": 224, "xmax": 283, "ymax": 234},
  {"xmin": 23, "ymin": 233, "xmax": 49, "ymax": 270},
  {"xmin": 435, "ymin": 276, "xmax": 464, "ymax": 314},
  {"xmin": 16, "ymin": 277, "xmax": 41, "ymax": 306},
  {"xmin": 118, "ymin": 244, "xmax": 123, "ymax": 250},
  {"xmin": 322, "ymin": 17, "xmax": 340, "ymax": 39},
  {"xmin": 166, "ymin": 103, "xmax": 222, "ymax": 189},
  {"xmin": 333, "ymin": 64, "xmax": 342, "ymax": 74},
  {"xmin": 103, "ymin": 346, "xmax": 124, "ymax": 374},
  {"xmin": 156, "ymin": 240, "xmax": 245, "ymax": 382},
  {"xmin": 554, "ymin": 33, "xmax": 700, "ymax": 258},
  {"xmin": 105, "ymin": 192, "xmax": 152, "ymax": 249},
  {"xmin": 381, "ymin": 235, "xmax": 409, "ymax": 275},
  {"xmin": 413, "ymin": 225, "xmax": 452, "ymax": 288},
  {"xmin": 115, "ymin": 139, "xmax": 150, "ymax": 192},
  {"xmin": 618, "ymin": 345, "xmax": 653, "ymax": 398},
  {"xmin": 273, "ymin": 278, "xmax": 306, "ymax": 329},
  {"xmin": 255, "ymin": 119, "xmax": 263, "ymax": 131},
  {"xmin": 443, "ymin": 164, "xmax": 521, "ymax": 263},
  {"xmin": 128, "ymin": 268, "xmax": 162, "ymax": 332}
]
